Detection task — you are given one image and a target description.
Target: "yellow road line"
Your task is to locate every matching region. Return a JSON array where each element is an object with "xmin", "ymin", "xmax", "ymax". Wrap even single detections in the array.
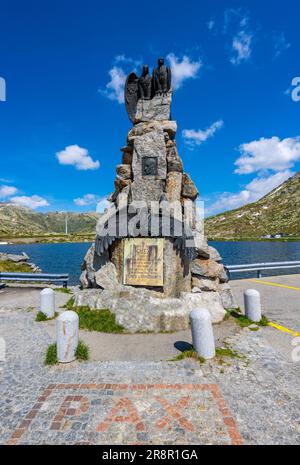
[
  {"xmin": 250, "ymin": 279, "xmax": 300, "ymax": 291},
  {"xmin": 268, "ymin": 322, "xmax": 300, "ymax": 338}
]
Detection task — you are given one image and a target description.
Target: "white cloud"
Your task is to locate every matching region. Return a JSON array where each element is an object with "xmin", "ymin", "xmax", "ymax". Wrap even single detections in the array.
[
  {"xmin": 167, "ymin": 53, "xmax": 202, "ymax": 90},
  {"xmin": 96, "ymin": 197, "xmax": 111, "ymax": 214},
  {"xmin": 273, "ymin": 32, "xmax": 291, "ymax": 59},
  {"xmin": 10, "ymin": 195, "xmax": 49, "ymax": 209},
  {"xmin": 0, "ymin": 185, "xmax": 18, "ymax": 198},
  {"xmin": 100, "ymin": 55, "xmax": 142, "ymax": 104},
  {"xmin": 182, "ymin": 120, "xmax": 224, "ymax": 147},
  {"xmin": 74, "ymin": 194, "xmax": 101, "ymax": 206},
  {"xmin": 207, "ymin": 19, "xmax": 215, "ymax": 31},
  {"xmin": 56, "ymin": 145, "xmax": 100, "ymax": 171},
  {"xmin": 206, "ymin": 170, "xmax": 293, "ymax": 216},
  {"xmin": 100, "ymin": 66, "xmax": 127, "ymax": 104},
  {"xmin": 230, "ymin": 30, "xmax": 252, "ymax": 64},
  {"xmin": 114, "ymin": 55, "xmax": 142, "ymax": 68},
  {"xmin": 235, "ymin": 136, "xmax": 300, "ymax": 174}
]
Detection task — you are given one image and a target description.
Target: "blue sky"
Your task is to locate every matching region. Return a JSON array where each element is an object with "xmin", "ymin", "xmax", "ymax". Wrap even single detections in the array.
[{"xmin": 0, "ymin": 0, "xmax": 299, "ymax": 216}]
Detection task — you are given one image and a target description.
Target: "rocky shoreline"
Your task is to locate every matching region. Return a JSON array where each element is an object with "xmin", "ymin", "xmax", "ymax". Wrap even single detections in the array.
[{"xmin": 0, "ymin": 252, "xmax": 42, "ymax": 272}]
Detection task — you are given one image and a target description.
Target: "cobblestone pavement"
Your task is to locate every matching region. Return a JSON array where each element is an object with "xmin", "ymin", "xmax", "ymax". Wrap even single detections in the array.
[{"xmin": 0, "ymin": 308, "xmax": 300, "ymax": 445}]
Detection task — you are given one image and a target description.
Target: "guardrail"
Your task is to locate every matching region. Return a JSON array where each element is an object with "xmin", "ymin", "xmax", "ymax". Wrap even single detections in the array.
[
  {"xmin": 0, "ymin": 272, "xmax": 69, "ymax": 288},
  {"xmin": 226, "ymin": 261, "xmax": 300, "ymax": 278}
]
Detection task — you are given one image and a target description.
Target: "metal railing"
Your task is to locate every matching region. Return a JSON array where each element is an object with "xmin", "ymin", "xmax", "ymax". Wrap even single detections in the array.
[
  {"xmin": 0, "ymin": 272, "xmax": 69, "ymax": 288},
  {"xmin": 226, "ymin": 261, "xmax": 300, "ymax": 279}
]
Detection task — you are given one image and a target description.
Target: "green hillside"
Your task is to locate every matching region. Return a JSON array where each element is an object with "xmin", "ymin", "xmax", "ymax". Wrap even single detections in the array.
[
  {"xmin": 0, "ymin": 203, "xmax": 99, "ymax": 237},
  {"xmin": 205, "ymin": 172, "xmax": 300, "ymax": 240}
]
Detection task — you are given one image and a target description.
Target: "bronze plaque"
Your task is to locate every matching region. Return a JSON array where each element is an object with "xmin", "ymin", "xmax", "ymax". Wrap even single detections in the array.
[{"xmin": 123, "ymin": 238, "xmax": 164, "ymax": 287}]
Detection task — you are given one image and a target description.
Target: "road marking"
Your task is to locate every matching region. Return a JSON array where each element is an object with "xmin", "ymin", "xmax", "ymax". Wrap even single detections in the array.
[
  {"xmin": 268, "ymin": 322, "xmax": 300, "ymax": 338},
  {"xmin": 250, "ymin": 279, "xmax": 300, "ymax": 291}
]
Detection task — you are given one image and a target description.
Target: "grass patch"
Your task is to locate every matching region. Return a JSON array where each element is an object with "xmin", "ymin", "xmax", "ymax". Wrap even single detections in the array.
[
  {"xmin": 44, "ymin": 340, "xmax": 90, "ymax": 365},
  {"xmin": 0, "ymin": 260, "xmax": 33, "ymax": 273},
  {"xmin": 70, "ymin": 306, "xmax": 125, "ymax": 333},
  {"xmin": 36, "ymin": 311, "xmax": 58, "ymax": 322},
  {"xmin": 55, "ymin": 287, "xmax": 72, "ymax": 294},
  {"xmin": 226, "ymin": 308, "xmax": 269, "ymax": 328},
  {"xmin": 216, "ymin": 346, "xmax": 243, "ymax": 359},
  {"xmin": 171, "ymin": 349, "xmax": 205, "ymax": 364},
  {"xmin": 75, "ymin": 340, "xmax": 90, "ymax": 361},
  {"xmin": 45, "ymin": 343, "xmax": 58, "ymax": 365},
  {"xmin": 63, "ymin": 297, "xmax": 75, "ymax": 310}
]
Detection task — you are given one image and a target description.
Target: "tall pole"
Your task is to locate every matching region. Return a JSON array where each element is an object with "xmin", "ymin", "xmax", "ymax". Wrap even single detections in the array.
[{"xmin": 65, "ymin": 213, "xmax": 68, "ymax": 235}]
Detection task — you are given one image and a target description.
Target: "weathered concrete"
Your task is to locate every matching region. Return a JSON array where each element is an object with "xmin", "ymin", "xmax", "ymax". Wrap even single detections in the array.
[
  {"xmin": 190, "ymin": 308, "xmax": 215, "ymax": 359},
  {"xmin": 40, "ymin": 288, "xmax": 55, "ymax": 318},
  {"xmin": 244, "ymin": 289, "xmax": 262, "ymax": 322},
  {"xmin": 56, "ymin": 311, "xmax": 79, "ymax": 363}
]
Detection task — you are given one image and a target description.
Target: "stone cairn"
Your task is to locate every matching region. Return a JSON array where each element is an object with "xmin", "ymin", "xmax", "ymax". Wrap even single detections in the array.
[{"xmin": 77, "ymin": 58, "xmax": 236, "ymax": 333}]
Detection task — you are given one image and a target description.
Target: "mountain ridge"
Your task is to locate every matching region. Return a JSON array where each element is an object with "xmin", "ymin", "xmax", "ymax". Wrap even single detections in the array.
[
  {"xmin": 205, "ymin": 172, "xmax": 300, "ymax": 240},
  {"xmin": 0, "ymin": 203, "xmax": 99, "ymax": 237}
]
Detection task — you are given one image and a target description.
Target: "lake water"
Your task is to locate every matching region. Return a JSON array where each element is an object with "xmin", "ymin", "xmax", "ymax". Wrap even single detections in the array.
[{"xmin": 1, "ymin": 241, "xmax": 300, "ymax": 285}]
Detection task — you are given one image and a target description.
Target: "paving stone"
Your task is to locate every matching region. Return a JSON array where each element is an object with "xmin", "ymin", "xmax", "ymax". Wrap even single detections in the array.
[{"xmin": 0, "ymin": 306, "xmax": 299, "ymax": 445}]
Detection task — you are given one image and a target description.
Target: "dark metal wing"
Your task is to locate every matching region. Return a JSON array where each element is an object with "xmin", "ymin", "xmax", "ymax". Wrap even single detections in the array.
[
  {"xmin": 125, "ymin": 72, "xmax": 138, "ymax": 123},
  {"xmin": 167, "ymin": 67, "xmax": 172, "ymax": 91}
]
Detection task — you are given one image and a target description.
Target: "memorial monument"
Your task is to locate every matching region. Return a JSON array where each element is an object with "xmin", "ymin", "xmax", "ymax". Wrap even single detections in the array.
[{"xmin": 76, "ymin": 58, "xmax": 236, "ymax": 332}]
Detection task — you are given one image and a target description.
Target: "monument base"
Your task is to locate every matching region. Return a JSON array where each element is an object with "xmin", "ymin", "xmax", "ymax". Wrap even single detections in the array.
[
  {"xmin": 79, "ymin": 239, "xmax": 237, "ymax": 333},
  {"xmin": 73, "ymin": 286, "xmax": 227, "ymax": 333}
]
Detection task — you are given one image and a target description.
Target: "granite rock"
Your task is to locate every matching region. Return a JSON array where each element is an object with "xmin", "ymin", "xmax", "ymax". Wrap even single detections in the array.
[
  {"xmin": 192, "ymin": 258, "xmax": 224, "ymax": 280},
  {"xmin": 219, "ymin": 283, "xmax": 238, "ymax": 309},
  {"xmin": 181, "ymin": 291, "xmax": 226, "ymax": 323},
  {"xmin": 95, "ymin": 262, "xmax": 119, "ymax": 290},
  {"xmin": 166, "ymin": 172, "xmax": 182, "ymax": 202},
  {"xmin": 131, "ymin": 179, "xmax": 165, "ymax": 203},
  {"xmin": 132, "ymin": 129, "xmax": 167, "ymax": 181},
  {"xmin": 166, "ymin": 146, "xmax": 183, "ymax": 172},
  {"xmin": 116, "ymin": 164, "xmax": 132, "ymax": 180},
  {"xmin": 182, "ymin": 173, "xmax": 199, "ymax": 200},
  {"xmin": 115, "ymin": 177, "xmax": 131, "ymax": 192},
  {"xmin": 134, "ymin": 91, "xmax": 172, "ymax": 123},
  {"xmin": 208, "ymin": 246, "xmax": 222, "ymax": 262},
  {"xmin": 192, "ymin": 276, "xmax": 219, "ymax": 292}
]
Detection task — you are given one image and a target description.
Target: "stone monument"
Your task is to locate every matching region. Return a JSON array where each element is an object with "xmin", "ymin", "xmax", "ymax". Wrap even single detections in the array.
[{"xmin": 76, "ymin": 58, "xmax": 236, "ymax": 333}]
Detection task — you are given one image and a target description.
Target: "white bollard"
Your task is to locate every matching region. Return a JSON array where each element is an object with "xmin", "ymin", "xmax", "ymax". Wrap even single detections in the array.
[
  {"xmin": 244, "ymin": 289, "xmax": 262, "ymax": 322},
  {"xmin": 40, "ymin": 288, "xmax": 55, "ymax": 318},
  {"xmin": 56, "ymin": 311, "xmax": 79, "ymax": 363},
  {"xmin": 189, "ymin": 308, "xmax": 215, "ymax": 359}
]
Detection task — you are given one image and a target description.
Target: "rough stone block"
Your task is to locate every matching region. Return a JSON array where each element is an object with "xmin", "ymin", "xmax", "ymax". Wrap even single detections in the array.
[
  {"xmin": 181, "ymin": 291, "xmax": 226, "ymax": 323},
  {"xmin": 219, "ymin": 283, "xmax": 238, "ymax": 309},
  {"xmin": 192, "ymin": 258, "xmax": 224, "ymax": 280},
  {"xmin": 116, "ymin": 164, "xmax": 132, "ymax": 180},
  {"xmin": 95, "ymin": 262, "xmax": 119, "ymax": 290},
  {"xmin": 132, "ymin": 129, "xmax": 167, "ymax": 181},
  {"xmin": 134, "ymin": 91, "xmax": 172, "ymax": 123},
  {"xmin": 182, "ymin": 173, "xmax": 199, "ymax": 200},
  {"xmin": 131, "ymin": 179, "xmax": 165, "ymax": 203},
  {"xmin": 166, "ymin": 172, "xmax": 182, "ymax": 202},
  {"xmin": 166, "ymin": 146, "xmax": 183, "ymax": 172},
  {"xmin": 192, "ymin": 276, "xmax": 218, "ymax": 292}
]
